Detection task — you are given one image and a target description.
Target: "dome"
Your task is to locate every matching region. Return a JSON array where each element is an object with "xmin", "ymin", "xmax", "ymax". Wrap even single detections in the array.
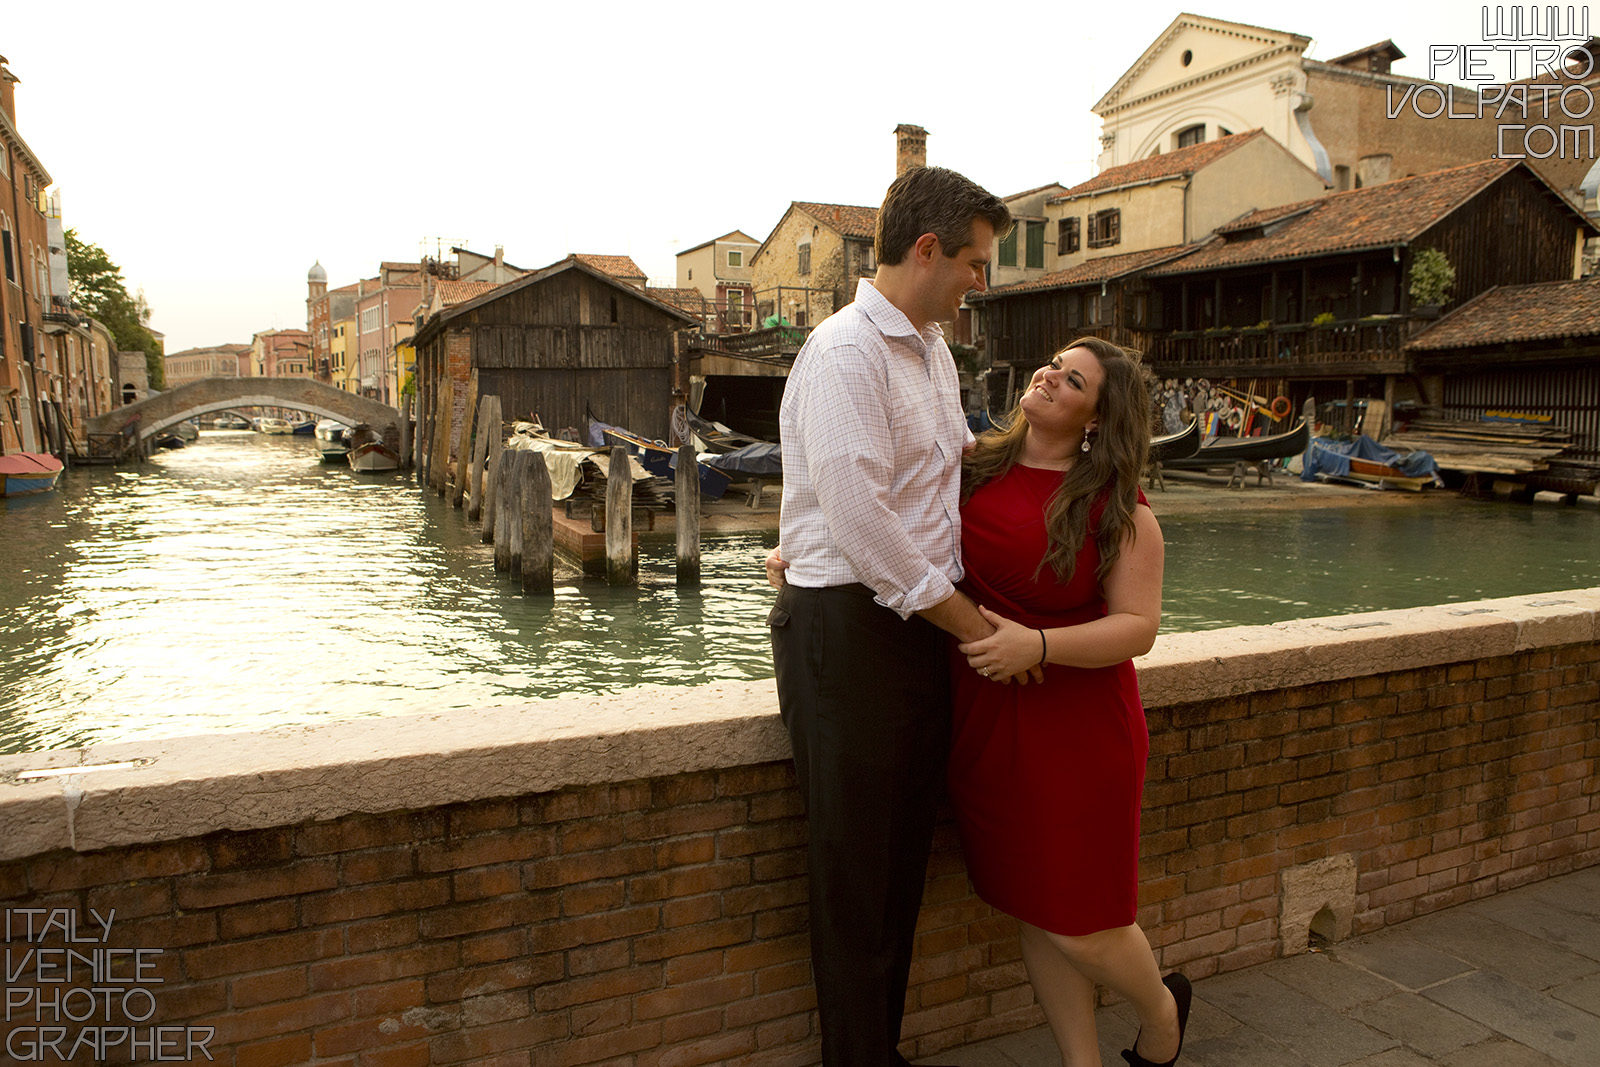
[{"xmin": 307, "ymin": 260, "xmax": 327, "ymax": 284}]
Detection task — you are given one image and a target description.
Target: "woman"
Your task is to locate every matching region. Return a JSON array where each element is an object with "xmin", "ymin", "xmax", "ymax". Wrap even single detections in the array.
[
  {"xmin": 950, "ymin": 336, "xmax": 1187, "ymax": 1067},
  {"xmin": 765, "ymin": 336, "xmax": 1189, "ymax": 1066}
]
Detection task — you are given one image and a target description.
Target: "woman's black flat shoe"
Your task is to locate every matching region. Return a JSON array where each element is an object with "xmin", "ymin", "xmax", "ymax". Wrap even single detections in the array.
[{"xmin": 1120, "ymin": 972, "xmax": 1192, "ymax": 1067}]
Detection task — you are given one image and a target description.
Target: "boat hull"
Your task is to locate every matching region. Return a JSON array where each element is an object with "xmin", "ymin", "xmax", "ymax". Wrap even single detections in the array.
[
  {"xmin": 1165, "ymin": 419, "xmax": 1311, "ymax": 468},
  {"xmin": 0, "ymin": 452, "xmax": 65, "ymax": 498},
  {"xmin": 348, "ymin": 442, "xmax": 400, "ymax": 472}
]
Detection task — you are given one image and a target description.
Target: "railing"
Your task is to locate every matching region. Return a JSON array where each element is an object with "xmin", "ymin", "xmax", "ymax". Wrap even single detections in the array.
[
  {"xmin": 686, "ymin": 324, "xmax": 812, "ymax": 359},
  {"xmin": 1148, "ymin": 317, "xmax": 1411, "ymax": 371}
]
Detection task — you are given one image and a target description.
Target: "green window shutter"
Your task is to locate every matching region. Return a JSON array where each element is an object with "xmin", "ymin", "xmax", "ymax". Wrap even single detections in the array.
[
  {"xmin": 1025, "ymin": 221, "xmax": 1045, "ymax": 269},
  {"xmin": 998, "ymin": 227, "xmax": 1017, "ymax": 268}
]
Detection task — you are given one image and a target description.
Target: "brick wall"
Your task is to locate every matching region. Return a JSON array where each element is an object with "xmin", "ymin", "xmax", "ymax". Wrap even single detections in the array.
[{"xmin": 2, "ymin": 625, "xmax": 1595, "ymax": 1066}]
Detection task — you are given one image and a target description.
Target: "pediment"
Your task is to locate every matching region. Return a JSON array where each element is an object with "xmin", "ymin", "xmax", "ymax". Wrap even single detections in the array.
[{"xmin": 1095, "ymin": 14, "xmax": 1311, "ymax": 115}]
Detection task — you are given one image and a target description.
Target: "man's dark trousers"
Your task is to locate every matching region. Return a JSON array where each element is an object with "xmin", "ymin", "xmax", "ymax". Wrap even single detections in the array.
[{"xmin": 769, "ymin": 582, "xmax": 951, "ymax": 1066}]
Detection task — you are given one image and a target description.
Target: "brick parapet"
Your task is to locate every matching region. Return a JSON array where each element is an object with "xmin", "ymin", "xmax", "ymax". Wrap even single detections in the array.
[{"xmin": 1, "ymin": 589, "xmax": 1596, "ymax": 1064}]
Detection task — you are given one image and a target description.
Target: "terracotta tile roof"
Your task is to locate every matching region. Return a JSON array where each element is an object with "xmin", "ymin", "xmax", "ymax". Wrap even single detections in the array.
[
  {"xmin": 793, "ymin": 202, "xmax": 879, "ymax": 239},
  {"xmin": 645, "ymin": 287, "xmax": 712, "ymax": 315},
  {"xmin": 977, "ymin": 245, "xmax": 1197, "ymax": 298},
  {"xmin": 1050, "ymin": 131, "xmax": 1269, "ymax": 200},
  {"xmin": 573, "ymin": 254, "xmax": 646, "ymax": 279},
  {"xmin": 435, "ymin": 280, "xmax": 506, "ymax": 308},
  {"xmin": 1406, "ymin": 276, "xmax": 1600, "ymax": 350},
  {"xmin": 1147, "ymin": 158, "xmax": 1522, "ymax": 276}
]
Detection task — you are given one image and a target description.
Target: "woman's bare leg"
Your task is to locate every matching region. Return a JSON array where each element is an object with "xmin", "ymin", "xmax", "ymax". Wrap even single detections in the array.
[
  {"xmin": 1020, "ymin": 921, "xmax": 1102, "ymax": 1066},
  {"xmin": 1038, "ymin": 923, "xmax": 1179, "ymax": 1063}
]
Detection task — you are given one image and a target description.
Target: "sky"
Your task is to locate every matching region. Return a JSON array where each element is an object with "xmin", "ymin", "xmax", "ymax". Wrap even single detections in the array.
[{"xmin": 8, "ymin": 1, "xmax": 1508, "ymax": 353}]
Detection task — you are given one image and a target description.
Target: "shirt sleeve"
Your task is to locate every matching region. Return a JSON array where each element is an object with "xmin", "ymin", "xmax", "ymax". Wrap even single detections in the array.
[{"xmin": 797, "ymin": 345, "xmax": 954, "ymax": 618}]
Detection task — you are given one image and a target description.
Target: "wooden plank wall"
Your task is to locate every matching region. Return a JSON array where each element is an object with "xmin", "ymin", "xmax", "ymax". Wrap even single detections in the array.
[{"xmin": 1416, "ymin": 170, "xmax": 1584, "ymax": 309}]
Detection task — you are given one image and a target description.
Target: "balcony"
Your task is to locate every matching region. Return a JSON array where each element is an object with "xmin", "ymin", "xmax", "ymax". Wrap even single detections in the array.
[
  {"xmin": 685, "ymin": 324, "xmax": 811, "ymax": 362},
  {"xmin": 1147, "ymin": 316, "xmax": 1412, "ymax": 378}
]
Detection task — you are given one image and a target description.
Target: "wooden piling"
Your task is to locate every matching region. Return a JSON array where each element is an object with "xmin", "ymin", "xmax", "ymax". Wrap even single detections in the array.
[
  {"xmin": 492, "ymin": 447, "xmax": 514, "ymax": 572},
  {"xmin": 481, "ymin": 398, "xmax": 504, "ymax": 544},
  {"xmin": 506, "ymin": 450, "xmax": 527, "ymax": 577},
  {"xmin": 605, "ymin": 446, "xmax": 635, "ymax": 585},
  {"xmin": 467, "ymin": 394, "xmax": 496, "ymax": 522},
  {"xmin": 397, "ymin": 404, "xmax": 411, "ymax": 471},
  {"xmin": 451, "ymin": 370, "xmax": 478, "ymax": 508},
  {"xmin": 431, "ymin": 387, "xmax": 452, "ymax": 497},
  {"xmin": 675, "ymin": 444, "xmax": 700, "ymax": 585},
  {"xmin": 521, "ymin": 450, "xmax": 555, "ymax": 595}
]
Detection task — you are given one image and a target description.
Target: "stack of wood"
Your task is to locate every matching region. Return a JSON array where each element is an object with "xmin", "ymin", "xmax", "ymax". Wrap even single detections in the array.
[{"xmin": 1386, "ymin": 417, "xmax": 1575, "ymax": 477}]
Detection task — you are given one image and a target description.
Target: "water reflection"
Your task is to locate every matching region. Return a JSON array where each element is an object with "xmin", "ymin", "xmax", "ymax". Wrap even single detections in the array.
[{"xmin": 3, "ymin": 431, "xmax": 1596, "ymax": 754}]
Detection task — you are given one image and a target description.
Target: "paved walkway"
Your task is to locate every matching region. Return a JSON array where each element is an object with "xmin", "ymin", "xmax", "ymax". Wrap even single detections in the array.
[{"xmin": 928, "ymin": 865, "xmax": 1600, "ymax": 1067}]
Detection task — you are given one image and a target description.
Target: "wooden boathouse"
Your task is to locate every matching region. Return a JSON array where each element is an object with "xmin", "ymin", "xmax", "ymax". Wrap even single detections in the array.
[{"xmin": 411, "ymin": 257, "xmax": 698, "ymax": 471}]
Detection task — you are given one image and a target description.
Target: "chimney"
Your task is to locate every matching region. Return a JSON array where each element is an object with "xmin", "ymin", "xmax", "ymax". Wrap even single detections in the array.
[
  {"xmin": 493, "ymin": 245, "xmax": 504, "ymax": 267},
  {"xmin": 0, "ymin": 56, "xmax": 18, "ymax": 125},
  {"xmin": 1357, "ymin": 154, "xmax": 1393, "ymax": 187},
  {"xmin": 895, "ymin": 124, "xmax": 928, "ymax": 177}
]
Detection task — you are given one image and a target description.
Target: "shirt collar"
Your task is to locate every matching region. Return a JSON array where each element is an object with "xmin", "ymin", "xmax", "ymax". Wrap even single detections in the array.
[{"xmin": 856, "ymin": 279, "xmax": 928, "ymax": 343}]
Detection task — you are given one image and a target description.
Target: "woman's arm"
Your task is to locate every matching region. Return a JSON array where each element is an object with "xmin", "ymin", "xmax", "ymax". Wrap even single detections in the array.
[{"xmin": 959, "ymin": 505, "xmax": 1164, "ymax": 676}]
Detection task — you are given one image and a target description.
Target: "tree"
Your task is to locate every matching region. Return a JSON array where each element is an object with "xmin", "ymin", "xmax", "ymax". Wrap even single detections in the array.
[{"xmin": 64, "ymin": 229, "xmax": 165, "ymax": 389}]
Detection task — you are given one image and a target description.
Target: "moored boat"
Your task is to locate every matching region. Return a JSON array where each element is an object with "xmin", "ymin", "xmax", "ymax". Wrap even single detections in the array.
[
  {"xmin": 685, "ymin": 410, "xmax": 767, "ymax": 454},
  {"xmin": 597, "ymin": 423, "xmax": 732, "ymax": 500},
  {"xmin": 259, "ymin": 417, "xmax": 294, "ymax": 435},
  {"xmin": 314, "ymin": 420, "xmax": 352, "ymax": 463},
  {"xmin": 0, "ymin": 452, "xmax": 65, "ymax": 498},
  {"xmin": 347, "ymin": 425, "xmax": 400, "ymax": 472}
]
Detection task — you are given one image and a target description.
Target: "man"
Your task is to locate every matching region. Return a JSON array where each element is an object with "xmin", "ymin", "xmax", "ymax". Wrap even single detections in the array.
[{"xmin": 768, "ymin": 165, "xmax": 1012, "ymax": 1065}]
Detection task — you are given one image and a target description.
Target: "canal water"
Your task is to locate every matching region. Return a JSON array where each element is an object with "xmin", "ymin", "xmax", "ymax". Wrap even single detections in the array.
[{"xmin": 3, "ymin": 431, "xmax": 1596, "ymax": 755}]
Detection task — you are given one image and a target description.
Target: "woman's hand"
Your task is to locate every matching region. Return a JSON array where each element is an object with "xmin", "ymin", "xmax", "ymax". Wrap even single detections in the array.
[
  {"xmin": 959, "ymin": 605, "xmax": 1045, "ymax": 684},
  {"xmin": 765, "ymin": 547, "xmax": 788, "ymax": 589}
]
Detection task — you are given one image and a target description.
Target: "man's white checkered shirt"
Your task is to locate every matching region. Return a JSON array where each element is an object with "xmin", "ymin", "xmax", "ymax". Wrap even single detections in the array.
[{"xmin": 777, "ymin": 279, "xmax": 973, "ymax": 619}]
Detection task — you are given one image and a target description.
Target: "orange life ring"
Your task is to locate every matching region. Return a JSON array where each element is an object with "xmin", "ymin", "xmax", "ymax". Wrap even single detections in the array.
[{"xmin": 1270, "ymin": 396, "xmax": 1292, "ymax": 420}]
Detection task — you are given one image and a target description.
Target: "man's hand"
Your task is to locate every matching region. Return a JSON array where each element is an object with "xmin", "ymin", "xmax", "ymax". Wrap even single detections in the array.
[{"xmin": 765, "ymin": 547, "xmax": 788, "ymax": 589}]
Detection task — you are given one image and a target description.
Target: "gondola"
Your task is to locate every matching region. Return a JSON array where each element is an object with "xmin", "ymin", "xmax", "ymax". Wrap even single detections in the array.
[
  {"xmin": 1150, "ymin": 419, "xmax": 1201, "ymax": 463},
  {"xmin": 1163, "ymin": 419, "xmax": 1311, "ymax": 468}
]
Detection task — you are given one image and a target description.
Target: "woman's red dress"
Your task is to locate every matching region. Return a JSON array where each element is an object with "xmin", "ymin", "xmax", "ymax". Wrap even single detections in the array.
[{"xmin": 948, "ymin": 465, "xmax": 1150, "ymax": 936}]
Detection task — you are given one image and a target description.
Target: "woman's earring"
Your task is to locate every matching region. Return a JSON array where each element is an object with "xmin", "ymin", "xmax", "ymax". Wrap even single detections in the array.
[{"xmin": 1081, "ymin": 432, "xmax": 1092, "ymax": 454}]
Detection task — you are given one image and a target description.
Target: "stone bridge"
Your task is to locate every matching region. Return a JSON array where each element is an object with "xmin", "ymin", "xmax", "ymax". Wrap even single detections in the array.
[{"xmin": 89, "ymin": 377, "xmax": 408, "ymax": 458}]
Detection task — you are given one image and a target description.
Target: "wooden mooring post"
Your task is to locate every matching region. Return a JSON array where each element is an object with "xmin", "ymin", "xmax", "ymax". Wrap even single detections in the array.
[
  {"xmin": 675, "ymin": 444, "xmax": 700, "ymax": 585},
  {"xmin": 467, "ymin": 394, "xmax": 500, "ymax": 523},
  {"xmin": 506, "ymin": 450, "xmax": 528, "ymax": 578},
  {"xmin": 450, "ymin": 370, "xmax": 478, "ymax": 508},
  {"xmin": 430, "ymin": 387, "xmax": 451, "ymax": 497},
  {"xmin": 605, "ymin": 446, "xmax": 635, "ymax": 585},
  {"xmin": 481, "ymin": 402, "xmax": 505, "ymax": 545},
  {"xmin": 492, "ymin": 448, "xmax": 514, "ymax": 572},
  {"xmin": 521, "ymin": 451, "xmax": 555, "ymax": 595}
]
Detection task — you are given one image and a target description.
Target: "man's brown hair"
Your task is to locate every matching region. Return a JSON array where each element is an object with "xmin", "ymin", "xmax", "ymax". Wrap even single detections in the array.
[{"xmin": 875, "ymin": 166, "xmax": 1013, "ymax": 266}]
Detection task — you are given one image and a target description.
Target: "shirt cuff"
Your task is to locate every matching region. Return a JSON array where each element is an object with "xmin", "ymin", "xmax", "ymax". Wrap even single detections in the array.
[{"xmin": 875, "ymin": 567, "xmax": 956, "ymax": 620}]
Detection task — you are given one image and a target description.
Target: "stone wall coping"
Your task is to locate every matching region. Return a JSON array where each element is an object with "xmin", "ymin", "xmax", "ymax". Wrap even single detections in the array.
[{"xmin": 2, "ymin": 588, "xmax": 1596, "ymax": 863}]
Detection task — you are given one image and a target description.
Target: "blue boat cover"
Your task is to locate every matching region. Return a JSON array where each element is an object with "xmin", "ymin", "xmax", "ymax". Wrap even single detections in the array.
[
  {"xmin": 702, "ymin": 442, "xmax": 782, "ymax": 477},
  {"xmin": 1302, "ymin": 435, "xmax": 1440, "ymax": 482}
]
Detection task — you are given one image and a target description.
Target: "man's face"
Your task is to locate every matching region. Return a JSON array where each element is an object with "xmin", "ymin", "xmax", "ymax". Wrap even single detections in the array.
[{"xmin": 929, "ymin": 218, "xmax": 994, "ymax": 322}]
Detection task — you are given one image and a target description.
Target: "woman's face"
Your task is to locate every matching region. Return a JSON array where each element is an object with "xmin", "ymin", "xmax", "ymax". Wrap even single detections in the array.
[{"xmin": 1020, "ymin": 345, "xmax": 1104, "ymax": 440}]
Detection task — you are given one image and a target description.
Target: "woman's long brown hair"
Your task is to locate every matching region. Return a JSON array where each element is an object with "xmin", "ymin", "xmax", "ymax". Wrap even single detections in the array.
[{"xmin": 961, "ymin": 337, "xmax": 1151, "ymax": 583}]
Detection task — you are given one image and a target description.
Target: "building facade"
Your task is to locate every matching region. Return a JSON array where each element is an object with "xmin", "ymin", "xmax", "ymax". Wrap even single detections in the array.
[
  {"xmin": 1092, "ymin": 16, "xmax": 1517, "ymax": 193},
  {"xmin": 164, "ymin": 343, "xmax": 251, "ymax": 387},
  {"xmin": 1, "ymin": 56, "xmax": 57, "ymax": 454},
  {"xmin": 676, "ymin": 230, "xmax": 759, "ymax": 331}
]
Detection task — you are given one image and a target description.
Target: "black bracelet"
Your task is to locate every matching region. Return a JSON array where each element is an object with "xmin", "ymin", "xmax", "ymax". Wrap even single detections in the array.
[{"xmin": 1037, "ymin": 628, "xmax": 1047, "ymax": 668}]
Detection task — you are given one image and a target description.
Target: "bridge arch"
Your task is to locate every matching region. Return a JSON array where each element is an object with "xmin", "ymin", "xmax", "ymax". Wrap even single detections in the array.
[{"xmin": 88, "ymin": 378, "xmax": 407, "ymax": 459}]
